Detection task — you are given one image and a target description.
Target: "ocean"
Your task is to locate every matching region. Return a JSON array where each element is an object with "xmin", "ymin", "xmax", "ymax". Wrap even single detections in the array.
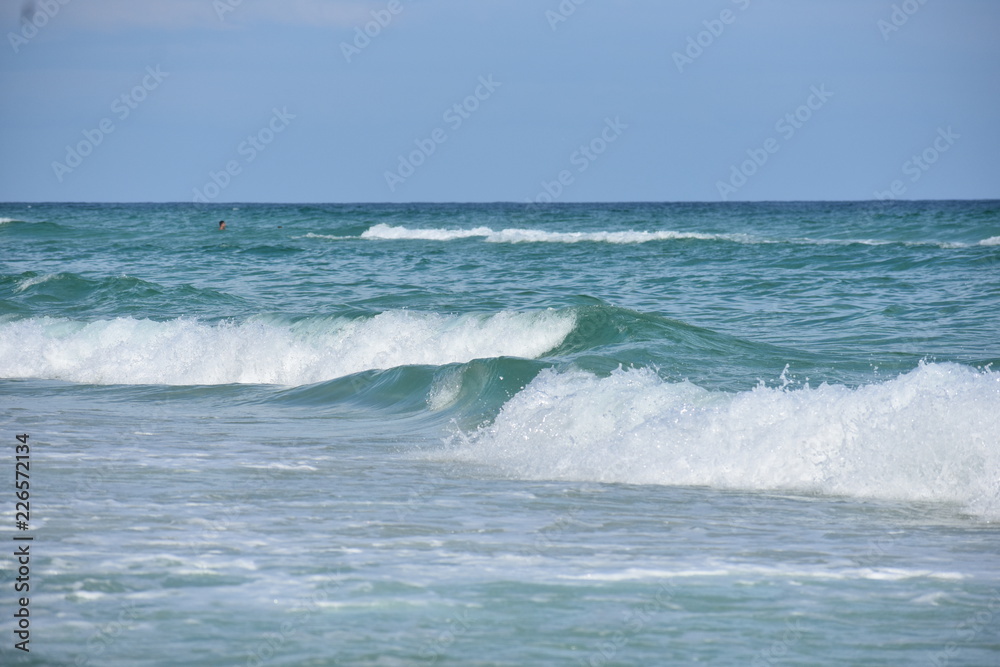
[{"xmin": 1, "ymin": 201, "xmax": 999, "ymax": 665}]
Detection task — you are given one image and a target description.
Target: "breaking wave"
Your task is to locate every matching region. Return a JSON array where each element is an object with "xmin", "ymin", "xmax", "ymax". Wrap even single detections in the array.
[
  {"xmin": 442, "ymin": 363, "xmax": 1000, "ymax": 519},
  {"xmin": 0, "ymin": 310, "xmax": 575, "ymax": 386}
]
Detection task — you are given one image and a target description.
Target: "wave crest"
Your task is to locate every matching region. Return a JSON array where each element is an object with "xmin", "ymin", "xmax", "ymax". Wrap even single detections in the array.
[
  {"xmin": 360, "ymin": 224, "xmax": 749, "ymax": 244},
  {"xmin": 354, "ymin": 224, "xmax": 1000, "ymax": 248}
]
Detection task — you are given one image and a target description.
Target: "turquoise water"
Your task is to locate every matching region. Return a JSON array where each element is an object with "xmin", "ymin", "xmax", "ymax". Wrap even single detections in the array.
[{"xmin": 1, "ymin": 201, "xmax": 999, "ymax": 665}]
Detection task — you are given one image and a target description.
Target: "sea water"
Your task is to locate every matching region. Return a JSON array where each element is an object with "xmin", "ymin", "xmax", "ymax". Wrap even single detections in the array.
[{"xmin": 1, "ymin": 201, "xmax": 999, "ymax": 665}]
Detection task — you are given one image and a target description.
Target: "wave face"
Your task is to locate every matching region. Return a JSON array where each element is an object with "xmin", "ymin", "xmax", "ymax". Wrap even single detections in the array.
[
  {"xmin": 0, "ymin": 311, "xmax": 574, "ymax": 385},
  {"xmin": 0, "ymin": 271, "xmax": 250, "ymax": 319},
  {"xmin": 442, "ymin": 363, "xmax": 1000, "ymax": 519}
]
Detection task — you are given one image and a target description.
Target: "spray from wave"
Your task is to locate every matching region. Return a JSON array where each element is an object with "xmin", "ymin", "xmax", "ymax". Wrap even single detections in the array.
[
  {"xmin": 0, "ymin": 310, "xmax": 575, "ymax": 386},
  {"xmin": 441, "ymin": 363, "xmax": 1000, "ymax": 519}
]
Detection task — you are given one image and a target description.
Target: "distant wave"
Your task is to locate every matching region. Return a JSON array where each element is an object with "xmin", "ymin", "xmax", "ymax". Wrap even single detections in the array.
[
  {"xmin": 440, "ymin": 362, "xmax": 1000, "ymax": 519},
  {"xmin": 360, "ymin": 223, "xmax": 751, "ymax": 244},
  {"xmin": 0, "ymin": 217, "xmax": 18, "ymax": 224},
  {"xmin": 14, "ymin": 273, "xmax": 61, "ymax": 292},
  {"xmin": 4, "ymin": 271, "xmax": 155, "ymax": 297},
  {"xmin": 1, "ymin": 272, "xmax": 248, "ymax": 316},
  {"xmin": 295, "ymin": 232, "xmax": 353, "ymax": 241},
  {"xmin": 354, "ymin": 224, "xmax": 997, "ymax": 248},
  {"xmin": 362, "ymin": 225, "xmax": 496, "ymax": 241},
  {"xmin": 0, "ymin": 311, "xmax": 575, "ymax": 386}
]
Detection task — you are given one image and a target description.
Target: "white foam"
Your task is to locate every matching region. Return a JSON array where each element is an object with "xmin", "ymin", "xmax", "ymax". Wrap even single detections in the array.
[
  {"xmin": 427, "ymin": 368, "xmax": 465, "ymax": 411},
  {"xmin": 560, "ymin": 565, "xmax": 964, "ymax": 582},
  {"xmin": 15, "ymin": 273, "xmax": 59, "ymax": 292},
  {"xmin": 443, "ymin": 363, "xmax": 1000, "ymax": 519},
  {"xmin": 245, "ymin": 463, "xmax": 318, "ymax": 472},
  {"xmin": 0, "ymin": 311, "xmax": 575, "ymax": 386},
  {"xmin": 66, "ymin": 591, "xmax": 107, "ymax": 602},
  {"xmin": 0, "ymin": 217, "xmax": 16, "ymax": 224},
  {"xmin": 295, "ymin": 232, "xmax": 352, "ymax": 240},
  {"xmin": 361, "ymin": 224, "xmax": 494, "ymax": 241},
  {"xmin": 357, "ymin": 224, "xmax": 998, "ymax": 248},
  {"xmin": 360, "ymin": 224, "xmax": 750, "ymax": 244},
  {"xmin": 485, "ymin": 229, "xmax": 752, "ymax": 244}
]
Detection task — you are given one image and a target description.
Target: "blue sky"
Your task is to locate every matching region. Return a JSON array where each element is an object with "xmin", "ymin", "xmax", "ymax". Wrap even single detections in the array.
[{"xmin": 1, "ymin": 0, "xmax": 997, "ymax": 203}]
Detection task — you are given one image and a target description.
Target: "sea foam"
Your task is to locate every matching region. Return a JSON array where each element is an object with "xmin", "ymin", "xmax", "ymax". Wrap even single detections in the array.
[
  {"xmin": 357, "ymin": 224, "xmax": 1000, "ymax": 248},
  {"xmin": 0, "ymin": 311, "xmax": 574, "ymax": 386},
  {"xmin": 360, "ymin": 223, "xmax": 749, "ymax": 244},
  {"xmin": 444, "ymin": 363, "xmax": 1000, "ymax": 518}
]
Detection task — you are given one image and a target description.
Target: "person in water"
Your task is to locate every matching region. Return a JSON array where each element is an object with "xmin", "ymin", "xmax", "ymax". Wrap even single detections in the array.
[{"xmin": 219, "ymin": 220, "xmax": 226, "ymax": 230}]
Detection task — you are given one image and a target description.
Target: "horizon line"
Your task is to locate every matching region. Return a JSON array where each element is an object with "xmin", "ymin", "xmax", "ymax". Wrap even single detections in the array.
[{"xmin": 3, "ymin": 198, "xmax": 999, "ymax": 206}]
